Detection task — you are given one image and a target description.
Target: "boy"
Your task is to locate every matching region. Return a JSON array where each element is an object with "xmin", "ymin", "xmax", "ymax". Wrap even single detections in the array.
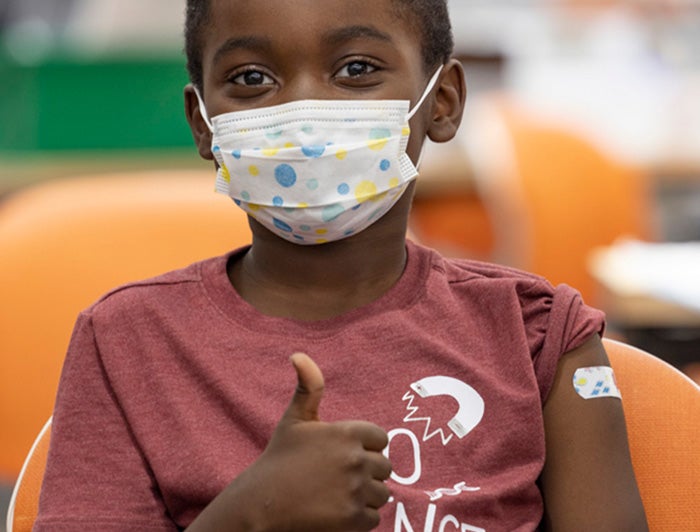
[{"xmin": 36, "ymin": 0, "xmax": 648, "ymax": 530}]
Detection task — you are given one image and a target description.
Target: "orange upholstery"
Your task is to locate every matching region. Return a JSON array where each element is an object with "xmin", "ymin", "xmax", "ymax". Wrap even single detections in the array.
[
  {"xmin": 410, "ymin": 192, "xmax": 494, "ymax": 260},
  {"xmin": 409, "ymin": 139, "xmax": 494, "ymax": 260},
  {"xmin": 0, "ymin": 170, "xmax": 251, "ymax": 480},
  {"xmin": 5, "ymin": 419, "xmax": 51, "ymax": 532},
  {"xmin": 470, "ymin": 97, "xmax": 654, "ymax": 304},
  {"xmin": 603, "ymin": 337, "xmax": 700, "ymax": 531}
]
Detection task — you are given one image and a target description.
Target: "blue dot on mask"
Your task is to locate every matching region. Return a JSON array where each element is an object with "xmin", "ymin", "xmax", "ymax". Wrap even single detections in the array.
[
  {"xmin": 302, "ymin": 145, "xmax": 326, "ymax": 158},
  {"xmin": 273, "ymin": 218, "xmax": 293, "ymax": 232},
  {"xmin": 369, "ymin": 128, "xmax": 391, "ymax": 141},
  {"xmin": 275, "ymin": 164, "xmax": 297, "ymax": 188},
  {"xmin": 322, "ymin": 204, "xmax": 345, "ymax": 222}
]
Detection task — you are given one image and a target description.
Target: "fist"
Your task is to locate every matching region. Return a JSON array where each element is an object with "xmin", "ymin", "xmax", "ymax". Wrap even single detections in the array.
[{"xmin": 254, "ymin": 353, "xmax": 393, "ymax": 531}]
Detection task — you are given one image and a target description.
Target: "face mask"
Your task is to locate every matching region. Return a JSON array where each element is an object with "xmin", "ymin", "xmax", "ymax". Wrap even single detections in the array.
[{"xmin": 196, "ymin": 66, "xmax": 442, "ymax": 245}]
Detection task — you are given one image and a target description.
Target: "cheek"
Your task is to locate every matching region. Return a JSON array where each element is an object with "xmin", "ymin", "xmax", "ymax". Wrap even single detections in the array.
[{"xmin": 406, "ymin": 124, "xmax": 427, "ymax": 165}]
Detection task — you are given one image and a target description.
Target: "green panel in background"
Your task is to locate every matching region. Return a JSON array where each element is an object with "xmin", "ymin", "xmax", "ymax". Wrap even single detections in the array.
[{"xmin": 0, "ymin": 54, "xmax": 193, "ymax": 152}]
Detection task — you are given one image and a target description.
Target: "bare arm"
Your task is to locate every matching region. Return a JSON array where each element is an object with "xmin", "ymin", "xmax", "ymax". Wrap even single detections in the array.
[
  {"xmin": 185, "ymin": 353, "xmax": 392, "ymax": 532},
  {"xmin": 540, "ymin": 334, "xmax": 648, "ymax": 531}
]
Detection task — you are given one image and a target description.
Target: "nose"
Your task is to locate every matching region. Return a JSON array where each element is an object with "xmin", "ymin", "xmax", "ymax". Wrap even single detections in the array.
[{"xmin": 280, "ymin": 72, "xmax": 336, "ymax": 104}]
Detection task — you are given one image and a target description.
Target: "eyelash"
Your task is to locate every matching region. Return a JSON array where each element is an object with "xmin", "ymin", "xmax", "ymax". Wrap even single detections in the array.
[
  {"xmin": 225, "ymin": 57, "xmax": 383, "ymax": 90},
  {"xmin": 335, "ymin": 59, "xmax": 380, "ymax": 78},
  {"xmin": 228, "ymin": 67, "xmax": 274, "ymax": 86}
]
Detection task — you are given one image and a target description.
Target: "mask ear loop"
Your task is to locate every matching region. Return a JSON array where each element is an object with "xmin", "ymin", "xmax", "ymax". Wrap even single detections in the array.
[
  {"xmin": 406, "ymin": 64, "xmax": 444, "ymax": 121},
  {"xmin": 407, "ymin": 65, "xmax": 444, "ymax": 168},
  {"xmin": 192, "ymin": 86, "xmax": 214, "ymax": 133}
]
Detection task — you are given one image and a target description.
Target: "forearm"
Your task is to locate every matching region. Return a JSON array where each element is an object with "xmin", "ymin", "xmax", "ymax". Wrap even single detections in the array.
[{"xmin": 185, "ymin": 467, "xmax": 266, "ymax": 532}]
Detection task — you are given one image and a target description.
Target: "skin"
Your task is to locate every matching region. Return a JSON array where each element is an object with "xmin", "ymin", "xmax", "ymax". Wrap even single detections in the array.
[{"xmin": 184, "ymin": 0, "xmax": 648, "ymax": 530}]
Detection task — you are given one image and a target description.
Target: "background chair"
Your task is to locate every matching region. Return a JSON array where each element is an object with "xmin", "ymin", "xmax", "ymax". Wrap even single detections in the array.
[
  {"xmin": 5, "ymin": 418, "xmax": 51, "ymax": 532},
  {"xmin": 464, "ymin": 96, "xmax": 655, "ymax": 305},
  {"xmin": 0, "ymin": 170, "xmax": 251, "ymax": 483},
  {"xmin": 603, "ymin": 337, "xmax": 700, "ymax": 531}
]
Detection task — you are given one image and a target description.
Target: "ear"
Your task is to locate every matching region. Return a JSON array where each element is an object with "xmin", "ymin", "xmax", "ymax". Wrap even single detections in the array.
[
  {"xmin": 427, "ymin": 58, "xmax": 467, "ymax": 144},
  {"xmin": 184, "ymin": 84, "xmax": 214, "ymax": 160}
]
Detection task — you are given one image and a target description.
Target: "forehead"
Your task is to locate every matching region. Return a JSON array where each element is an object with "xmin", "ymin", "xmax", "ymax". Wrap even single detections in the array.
[{"xmin": 202, "ymin": 0, "xmax": 421, "ymax": 60}]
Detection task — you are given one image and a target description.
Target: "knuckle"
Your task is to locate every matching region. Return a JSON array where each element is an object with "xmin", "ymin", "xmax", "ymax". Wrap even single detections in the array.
[
  {"xmin": 345, "ymin": 448, "xmax": 366, "ymax": 470},
  {"xmin": 380, "ymin": 457, "xmax": 393, "ymax": 479},
  {"xmin": 379, "ymin": 483, "xmax": 392, "ymax": 505},
  {"xmin": 337, "ymin": 499, "xmax": 365, "ymax": 527},
  {"xmin": 376, "ymin": 429, "xmax": 389, "ymax": 448},
  {"xmin": 361, "ymin": 508, "xmax": 382, "ymax": 530}
]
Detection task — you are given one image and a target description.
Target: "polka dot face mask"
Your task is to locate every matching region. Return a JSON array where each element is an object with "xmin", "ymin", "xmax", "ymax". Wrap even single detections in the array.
[{"xmin": 196, "ymin": 66, "xmax": 442, "ymax": 245}]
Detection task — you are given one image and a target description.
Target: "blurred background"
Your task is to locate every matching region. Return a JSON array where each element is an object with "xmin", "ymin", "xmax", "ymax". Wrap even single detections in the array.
[{"xmin": 1, "ymin": 0, "xmax": 700, "ymax": 526}]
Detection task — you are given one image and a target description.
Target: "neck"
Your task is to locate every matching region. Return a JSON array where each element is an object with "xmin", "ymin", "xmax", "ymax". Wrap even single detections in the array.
[{"xmin": 228, "ymin": 185, "xmax": 415, "ymax": 320}]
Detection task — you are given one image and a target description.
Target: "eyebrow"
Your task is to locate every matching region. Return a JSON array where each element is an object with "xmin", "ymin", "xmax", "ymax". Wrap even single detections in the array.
[
  {"xmin": 322, "ymin": 25, "xmax": 394, "ymax": 47},
  {"xmin": 212, "ymin": 35, "xmax": 272, "ymax": 65}
]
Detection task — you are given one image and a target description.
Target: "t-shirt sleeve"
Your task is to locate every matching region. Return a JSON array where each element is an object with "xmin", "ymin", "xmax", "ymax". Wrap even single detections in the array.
[
  {"xmin": 35, "ymin": 311, "xmax": 178, "ymax": 531},
  {"xmin": 521, "ymin": 281, "xmax": 606, "ymax": 404}
]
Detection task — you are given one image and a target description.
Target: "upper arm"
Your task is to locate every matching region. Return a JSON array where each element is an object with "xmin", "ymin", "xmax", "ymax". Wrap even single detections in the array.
[
  {"xmin": 539, "ymin": 334, "xmax": 648, "ymax": 532},
  {"xmin": 36, "ymin": 313, "xmax": 176, "ymax": 531}
]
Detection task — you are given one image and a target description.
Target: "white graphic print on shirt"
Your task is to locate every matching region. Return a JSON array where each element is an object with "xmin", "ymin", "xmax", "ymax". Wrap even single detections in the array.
[{"xmin": 383, "ymin": 375, "xmax": 486, "ymax": 532}]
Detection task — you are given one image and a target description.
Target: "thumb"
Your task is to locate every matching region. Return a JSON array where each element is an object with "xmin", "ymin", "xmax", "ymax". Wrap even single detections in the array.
[{"xmin": 283, "ymin": 352, "xmax": 325, "ymax": 423}]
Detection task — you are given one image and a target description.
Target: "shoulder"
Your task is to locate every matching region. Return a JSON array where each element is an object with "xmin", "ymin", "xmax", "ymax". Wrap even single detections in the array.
[
  {"xmin": 83, "ymin": 253, "xmax": 231, "ymax": 322},
  {"xmin": 415, "ymin": 240, "xmax": 556, "ymax": 302},
  {"xmin": 411, "ymin": 242, "xmax": 605, "ymax": 378},
  {"xmin": 437, "ymin": 249, "xmax": 603, "ymax": 335}
]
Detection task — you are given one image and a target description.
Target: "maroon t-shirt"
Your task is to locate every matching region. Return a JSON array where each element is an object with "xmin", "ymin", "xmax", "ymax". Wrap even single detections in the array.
[{"xmin": 36, "ymin": 241, "xmax": 604, "ymax": 531}]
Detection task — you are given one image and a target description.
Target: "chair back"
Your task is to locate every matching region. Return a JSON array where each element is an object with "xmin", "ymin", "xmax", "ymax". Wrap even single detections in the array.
[
  {"xmin": 603, "ymin": 337, "xmax": 700, "ymax": 531},
  {"xmin": 466, "ymin": 97, "xmax": 654, "ymax": 303},
  {"xmin": 5, "ymin": 418, "xmax": 51, "ymax": 532},
  {"xmin": 0, "ymin": 170, "xmax": 250, "ymax": 480}
]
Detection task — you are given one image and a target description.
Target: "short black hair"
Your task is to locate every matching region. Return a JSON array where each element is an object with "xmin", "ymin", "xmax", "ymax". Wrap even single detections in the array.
[{"xmin": 184, "ymin": 0, "xmax": 454, "ymax": 91}]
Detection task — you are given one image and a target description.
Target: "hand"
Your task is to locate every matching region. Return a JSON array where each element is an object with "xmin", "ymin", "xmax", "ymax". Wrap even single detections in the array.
[{"xmin": 246, "ymin": 352, "xmax": 392, "ymax": 531}]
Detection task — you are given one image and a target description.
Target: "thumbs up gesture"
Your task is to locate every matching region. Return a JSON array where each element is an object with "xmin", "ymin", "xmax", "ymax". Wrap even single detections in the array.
[
  {"xmin": 261, "ymin": 353, "xmax": 392, "ymax": 530},
  {"xmin": 187, "ymin": 353, "xmax": 393, "ymax": 531}
]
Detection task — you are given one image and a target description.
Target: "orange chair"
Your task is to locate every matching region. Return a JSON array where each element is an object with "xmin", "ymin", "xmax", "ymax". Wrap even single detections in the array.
[
  {"xmin": 7, "ymin": 340, "xmax": 699, "ymax": 531},
  {"xmin": 5, "ymin": 418, "xmax": 51, "ymax": 532},
  {"xmin": 465, "ymin": 97, "xmax": 654, "ymax": 304},
  {"xmin": 409, "ymin": 139, "xmax": 494, "ymax": 260},
  {"xmin": 0, "ymin": 170, "xmax": 251, "ymax": 482},
  {"xmin": 602, "ymin": 337, "xmax": 700, "ymax": 531}
]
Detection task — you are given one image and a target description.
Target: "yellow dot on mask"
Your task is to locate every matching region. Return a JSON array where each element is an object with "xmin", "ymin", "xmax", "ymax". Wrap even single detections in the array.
[
  {"xmin": 367, "ymin": 138, "xmax": 388, "ymax": 151},
  {"xmin": 316, "ymin": 228, "xmax": 328, "ymax": 235},
  {"xmin": 248, "ymin": 203, "xmax": 261, "ymax": 211},
  {"xmin": 284, "ymin": 142, "xmax": 295, "ymax": 148},
  {"xmin": 220, "ymin": 164, "xmax": 231, "ymax": 183},
  {"xmin": 298, "ymin": 202, "xmax": 309, "ymax": 209},
  {"xmin": 249, "ymin": 165, "xmax": 260, "ymax": 176},
  {"xmin": 389, "ymin": 177, "xmax": 400, "ymax": 188},
  {"xmin": 336, "ymin": 148, "xmax": 347, "ymax": 160},
  {"xmin": 355, "ymin": 181, "xmax": 378, "ymax": 203},
  {"xmin": 401, "ymin": 126, "xmax": 411, "ymax": 137},
  {"xmin": 262, "ymin": 147, "xmax": 279, "ymax": 156},
  {"xmin": 316, "ymin": 238, "xmax": 328, "ymax": 244}
]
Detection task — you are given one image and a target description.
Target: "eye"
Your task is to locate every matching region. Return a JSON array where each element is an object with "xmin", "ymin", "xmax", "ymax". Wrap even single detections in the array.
[
  {"xmin": 336, "ymin": 60, "xmax": 378, "ymax": 79},
  {"xmin": 230, "ymin": 69, "xmax": 274, "ymax": 86}
]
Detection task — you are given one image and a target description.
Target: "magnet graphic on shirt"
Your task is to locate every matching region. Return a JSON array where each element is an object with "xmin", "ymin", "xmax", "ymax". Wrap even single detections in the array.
[
  {"xmin": 573, "ymin": 366, "xmax": 622, "ymax": 400},
  {"xmin": 409, "ymin": 376, "xmax": 485, "ymax": 438}
]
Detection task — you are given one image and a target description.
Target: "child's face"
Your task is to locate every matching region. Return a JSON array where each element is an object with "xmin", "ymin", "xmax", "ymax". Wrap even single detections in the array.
[{"xmin": 197, "ymin": 0, "xmax": 433, "ymax": 161}]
